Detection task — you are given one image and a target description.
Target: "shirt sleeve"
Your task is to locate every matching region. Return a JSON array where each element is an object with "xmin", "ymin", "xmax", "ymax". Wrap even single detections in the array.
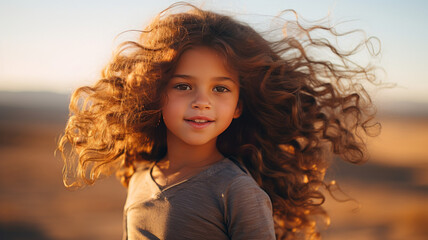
[{"xmin": 223, "ymin": 175, "xmax": 276, "ymax": 240}]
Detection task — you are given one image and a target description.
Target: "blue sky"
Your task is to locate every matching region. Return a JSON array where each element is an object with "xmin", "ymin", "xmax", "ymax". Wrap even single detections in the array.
[{"xmin": 1, "ymin": 0, "xmax": 427, "ymax": 103}]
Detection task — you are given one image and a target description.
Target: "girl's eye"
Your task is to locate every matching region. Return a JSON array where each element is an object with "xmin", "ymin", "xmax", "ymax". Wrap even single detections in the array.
[
  {"xmin": 213, "ymin": 86, "xmax": 230, "ymax": 93},
  {"xmin": 174, "ymin": 83, "xmax": 191, "ymax": 91}
]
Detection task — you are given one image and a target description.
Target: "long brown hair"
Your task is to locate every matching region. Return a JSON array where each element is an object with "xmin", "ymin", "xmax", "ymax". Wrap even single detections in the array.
[{"xmin": 57, "ymin": 3, "xmax": 380, "ymax": 239}]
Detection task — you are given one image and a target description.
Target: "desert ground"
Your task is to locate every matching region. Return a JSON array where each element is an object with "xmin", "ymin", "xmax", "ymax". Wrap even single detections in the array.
[{"xmin": 0, "ymin": 92, "xmax": 427, "ymax": 240}]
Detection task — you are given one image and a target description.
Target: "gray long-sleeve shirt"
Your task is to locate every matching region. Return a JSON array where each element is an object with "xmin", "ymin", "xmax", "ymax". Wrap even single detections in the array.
[{"xmin": 123, "ymin": 157, "xmax": 276, "ymax": 240}]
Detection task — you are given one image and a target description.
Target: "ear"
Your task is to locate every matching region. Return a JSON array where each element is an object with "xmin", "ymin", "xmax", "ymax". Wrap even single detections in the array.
[{"xmin": 233, "ymin": 101, "xmax": 243, "ymax": 119}]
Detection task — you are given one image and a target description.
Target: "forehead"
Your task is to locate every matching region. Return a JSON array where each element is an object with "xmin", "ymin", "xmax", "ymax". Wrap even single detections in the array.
[{"xmin": 174, "ymin": 46, "xmax": 238, "ymax": 80}]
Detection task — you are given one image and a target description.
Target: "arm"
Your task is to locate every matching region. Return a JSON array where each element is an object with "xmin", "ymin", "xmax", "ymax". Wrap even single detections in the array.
[{"xmin": 223, "ymin": 175, "xmax": 276, "ymax": 240}]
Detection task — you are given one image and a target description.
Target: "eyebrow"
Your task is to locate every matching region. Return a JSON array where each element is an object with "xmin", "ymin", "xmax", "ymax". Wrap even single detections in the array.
[{"xmin": 172, "ymin": 74, "xmax": 238, "ymax": 83}]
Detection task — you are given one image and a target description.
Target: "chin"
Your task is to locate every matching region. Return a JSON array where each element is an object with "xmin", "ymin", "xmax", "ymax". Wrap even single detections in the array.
[{"xmin": 182, "ymin": 138, "xmax": 214, "ymax": 146}]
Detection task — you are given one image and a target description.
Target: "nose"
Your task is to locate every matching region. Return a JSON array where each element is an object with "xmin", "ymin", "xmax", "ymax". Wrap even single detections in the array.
[{"xmin": 191, "ymin": 91, "xmax": 211, "ymax": 110}]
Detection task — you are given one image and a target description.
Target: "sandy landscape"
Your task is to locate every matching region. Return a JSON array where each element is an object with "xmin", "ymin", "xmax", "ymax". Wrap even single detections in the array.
[{"xmin": 0, "ymin": 92, "xmax": 427, "ymax": 240}]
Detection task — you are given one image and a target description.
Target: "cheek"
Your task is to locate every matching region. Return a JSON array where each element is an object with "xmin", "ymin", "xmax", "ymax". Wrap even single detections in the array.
[
  {"xmin": 218, "ymin": 98, "xmax": 240, "ymax": 119},
  {"xmin": 227, "ymin": 92, "xmax": 240, "ymax": 111},
  {"xmin": 161, "ymin": 95, "xmax": 185, "ymax": 122}
]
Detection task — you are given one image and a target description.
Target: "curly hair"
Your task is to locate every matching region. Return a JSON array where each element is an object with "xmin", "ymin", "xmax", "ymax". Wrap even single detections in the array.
[{"xmin": 57, "ymin": 3, "xmax": 380, "ymax": 239}]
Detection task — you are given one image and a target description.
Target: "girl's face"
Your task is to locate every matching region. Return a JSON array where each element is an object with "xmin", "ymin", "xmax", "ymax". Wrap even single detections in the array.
[{"xmin": 162, "ymin": 46, "xmax": 241, "ymax": 147}]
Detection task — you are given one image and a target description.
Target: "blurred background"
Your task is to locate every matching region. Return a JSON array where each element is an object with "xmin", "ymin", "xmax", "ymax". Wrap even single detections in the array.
[{"xmin": 0, "ymin": 0, "xmax": 427, "ymax": 239}]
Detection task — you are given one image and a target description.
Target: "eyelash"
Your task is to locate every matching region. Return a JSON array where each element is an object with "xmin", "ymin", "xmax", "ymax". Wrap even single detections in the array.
[
  {"xmin": 213, "ymin": 86, "xmax": 230, "ymax": 93},
  {"xmin": 173, "ymin": 84, "xmax": 230, "ymax": 93},
  {"xmin": 173, "ymin": 83, "xmax": 191, "ymax": 91}
]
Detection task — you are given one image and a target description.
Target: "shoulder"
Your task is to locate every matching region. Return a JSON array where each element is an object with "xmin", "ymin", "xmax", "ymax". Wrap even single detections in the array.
[
  {"xmin": 204, "ymin": 158, "xmax": 254, "ymax": 190},
  {"xmin": 125, "ymin": 162, "xmax": 154, "ymax": 210},
  {"xmin": 216, "ymin": 158, "xmax": 266, "ymax": 193},
  {"xmin": 129, "ymin": 162, "xmax": 152, "ymax": 187},
  {"xmin": 226, "ymin": 175, "xmax": 269, "ymax": 199},
  {"xmin": 218, "ymin": 160, "xmax": 276, "ymax": 239},
  {"xmin": 209, "ymin": 158, "xmax": 272, "ymax": 210},
  {"xmin": 222, "ymin": 173, "xmax": 272, "ymax": 213}
]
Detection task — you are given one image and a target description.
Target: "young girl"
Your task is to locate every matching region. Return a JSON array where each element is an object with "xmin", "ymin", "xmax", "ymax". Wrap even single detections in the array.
[{"xmin": 57, "ymin": 2, "xmax": 379, "ymax": 239}]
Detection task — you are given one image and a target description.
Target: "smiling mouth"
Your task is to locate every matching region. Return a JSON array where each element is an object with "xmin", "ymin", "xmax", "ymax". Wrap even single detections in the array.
[
  {"xmin": 185, "ymin": 119, "xmax": 214, "ymax": 123},
  {"xmin": 184, "ymin": 118, "xmax": 214, "ymax": 129}
]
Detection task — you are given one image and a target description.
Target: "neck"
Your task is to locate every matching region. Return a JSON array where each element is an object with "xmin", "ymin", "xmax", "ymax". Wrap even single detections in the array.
[{"xmin": 160, "ymin": 130, "xmax": 224, "ymax": 172}]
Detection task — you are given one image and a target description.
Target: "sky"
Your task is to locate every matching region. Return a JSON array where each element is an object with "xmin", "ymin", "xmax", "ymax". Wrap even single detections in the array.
[{"xmin": 1, "ymin": 0, "xmax": 428, "ymax": 104}]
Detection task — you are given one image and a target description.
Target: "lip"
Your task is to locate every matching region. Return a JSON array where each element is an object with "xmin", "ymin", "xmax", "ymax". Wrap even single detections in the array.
[
  {"xmin": 184, "ymin": 116, "xmax": 215, "ymax": 129},
  {"xmin": 185, "ymin": 116, "xmax": 215, "ymax": 121}
]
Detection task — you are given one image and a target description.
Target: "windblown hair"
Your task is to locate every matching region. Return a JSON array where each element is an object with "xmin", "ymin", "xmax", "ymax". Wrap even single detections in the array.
[{"xmin": 57, "ymin": 3, "xmax": 380, "ymax": 239}]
